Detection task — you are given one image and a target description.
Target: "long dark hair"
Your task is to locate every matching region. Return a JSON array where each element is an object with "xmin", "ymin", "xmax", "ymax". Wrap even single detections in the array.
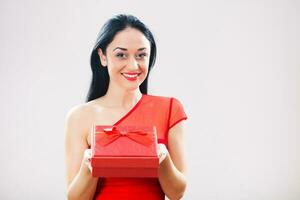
[{"xmin": 86, "ymin": 14, "xmax": 157, "ymax": 102}]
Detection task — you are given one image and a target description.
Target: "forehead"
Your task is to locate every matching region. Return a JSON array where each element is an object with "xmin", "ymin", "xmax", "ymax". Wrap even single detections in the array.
[{"xmin": 108, "ymin": 28, "xmax": 151, "ymax": 51}]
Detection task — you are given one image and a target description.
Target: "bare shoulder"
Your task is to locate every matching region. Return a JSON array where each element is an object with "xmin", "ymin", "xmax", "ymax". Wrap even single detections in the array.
[
  {"xmin": 65, "ymin": 103, "xmax": 89, "ymax": 123},
  {"xmin": 64, "ymin": 102, "xmax": 95, "ymax": 136},
  {"xmin": 64, "ymin": 99, "xmax": 106, "ymax": 137},
  {"xmin": 66, "ymin": 98, "xmax": 103, "ymax": 119}
]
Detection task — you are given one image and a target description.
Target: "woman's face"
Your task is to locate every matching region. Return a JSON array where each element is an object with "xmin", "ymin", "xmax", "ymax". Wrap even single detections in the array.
[{"xmin": 98, "ymin": 27, "xmax": 151, "ymax": 92}]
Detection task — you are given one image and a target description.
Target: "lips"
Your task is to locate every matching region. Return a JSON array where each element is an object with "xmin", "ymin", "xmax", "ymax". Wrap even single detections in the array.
[{"xmin": 121, "ymin": 72, "xmax": 141, "ymax": 81}]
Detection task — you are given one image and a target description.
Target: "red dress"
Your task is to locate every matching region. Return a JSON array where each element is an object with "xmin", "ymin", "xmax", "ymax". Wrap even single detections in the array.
[{"xmin": 93, "ymin": 94, "xmax": 187, "ymax": 200}]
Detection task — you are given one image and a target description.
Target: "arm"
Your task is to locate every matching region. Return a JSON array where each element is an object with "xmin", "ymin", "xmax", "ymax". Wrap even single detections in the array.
[
  {"xmin": 158, "ymin": 121, "xmax": 187, "ymax": 200},
  {"xmin": 64, "ymin": 106, "xmax": 99, "ymax": 200}
]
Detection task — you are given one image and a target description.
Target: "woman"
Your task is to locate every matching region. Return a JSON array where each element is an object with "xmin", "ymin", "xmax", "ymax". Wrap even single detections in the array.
[{"xmin": 64, "ymin": 14, "xmax": 188, "ymax": 200}]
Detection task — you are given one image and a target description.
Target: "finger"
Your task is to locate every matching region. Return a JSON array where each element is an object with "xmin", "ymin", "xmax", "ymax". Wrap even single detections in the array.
[
  {"xmin": 157, "ymin": 144, "xmax": 168, "ymax": 164},
  {"xmin": 88, "ymin": 163, "xmax": 93, "ymax": 173},
  {"xmin": 84, "ymin": 149, "xmax": 92, "ymax": 162}
]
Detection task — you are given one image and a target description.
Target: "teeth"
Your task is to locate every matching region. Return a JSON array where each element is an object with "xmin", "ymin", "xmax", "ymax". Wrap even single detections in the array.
[{"xmin": 123, "ymin": 73, "xmax": 139, "ymax": 78}]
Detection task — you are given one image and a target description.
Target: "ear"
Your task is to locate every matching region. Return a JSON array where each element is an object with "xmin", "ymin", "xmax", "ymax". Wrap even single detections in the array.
[{"xmin": 97, "ymin": 48, "xmax": 107, "ymax": 67}]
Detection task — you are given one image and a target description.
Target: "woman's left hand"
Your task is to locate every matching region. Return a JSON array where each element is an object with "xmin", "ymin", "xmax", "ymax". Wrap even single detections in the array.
[{"xmin": 157, "ymin": 143, "xmax": 169, "ymax": 164}]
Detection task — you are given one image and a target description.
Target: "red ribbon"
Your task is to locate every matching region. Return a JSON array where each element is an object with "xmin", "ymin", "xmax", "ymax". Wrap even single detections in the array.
[{"xmin": 95, "ymin": 126, "xmax": 154, "ymax": 146}]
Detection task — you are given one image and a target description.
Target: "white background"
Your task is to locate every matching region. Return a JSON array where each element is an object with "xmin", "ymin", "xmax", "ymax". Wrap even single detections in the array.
[{"xmin": 0, "ymin": 0, "xmax": 299, "ymax": 199}]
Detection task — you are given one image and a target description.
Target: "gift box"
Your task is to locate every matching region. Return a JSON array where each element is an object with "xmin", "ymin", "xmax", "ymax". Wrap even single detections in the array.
[{"xmin": 91, "ymin": 125, "xmax": 159, "ymax": 177}]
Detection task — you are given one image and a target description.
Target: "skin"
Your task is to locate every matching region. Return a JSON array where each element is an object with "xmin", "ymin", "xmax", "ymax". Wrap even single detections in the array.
[{"xmin": 64, "ymin": 27, "xmax": 187, "ymax": 200}]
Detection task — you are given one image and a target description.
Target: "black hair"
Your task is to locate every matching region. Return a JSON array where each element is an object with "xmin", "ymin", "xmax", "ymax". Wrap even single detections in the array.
[{"xmin": 86, "ymin": 14, "xmax": 157, "ymax": 102}]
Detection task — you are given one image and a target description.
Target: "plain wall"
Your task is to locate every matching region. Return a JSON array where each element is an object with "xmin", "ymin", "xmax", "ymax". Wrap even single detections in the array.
[{"xmin": 0, "ymin": 0, "xmax": 299, "ymax": 199}]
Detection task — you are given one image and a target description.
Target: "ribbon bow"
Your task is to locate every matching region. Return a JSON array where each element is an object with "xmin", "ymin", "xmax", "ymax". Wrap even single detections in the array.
[{"xmin": 95, "ymin": 126, "xmax": 154, "ymax": 146}]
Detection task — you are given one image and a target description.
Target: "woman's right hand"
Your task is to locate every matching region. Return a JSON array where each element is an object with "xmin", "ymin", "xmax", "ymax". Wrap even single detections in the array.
[{"xmin": 82, "ymin": 149, "xmax": 93, "ymax": 173}]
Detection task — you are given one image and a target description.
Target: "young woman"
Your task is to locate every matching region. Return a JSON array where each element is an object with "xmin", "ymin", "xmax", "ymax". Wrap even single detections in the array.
[{"xmin": 64, "ymin": 14, "xmax": 188, "ymax": 200}]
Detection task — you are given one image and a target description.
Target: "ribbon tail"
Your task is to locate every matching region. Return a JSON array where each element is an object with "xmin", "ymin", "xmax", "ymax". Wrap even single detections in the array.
[
  {"xmin": 128, "ymin": 134, "xmax": 153, "ymax": 146},
  {"xmin": 97, "ymin": 134, "xmax": 120, "ymax": 146}
]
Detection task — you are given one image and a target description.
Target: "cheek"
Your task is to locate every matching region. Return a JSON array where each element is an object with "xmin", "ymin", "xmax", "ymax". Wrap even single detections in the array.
[
  {"xmin": 107, "ymin": 60, "xmax": 122, "ymax": 73},
  {"xmin": 140, "ymin": 67, "xmax": 149, "ymax": 83},
  {"xmin": 140, "ymin": 60, "xmax": 149, "ymax": 72},
  {"xmin": 140, "ymin": 64, "xmax": 149, "ymax": 78}
]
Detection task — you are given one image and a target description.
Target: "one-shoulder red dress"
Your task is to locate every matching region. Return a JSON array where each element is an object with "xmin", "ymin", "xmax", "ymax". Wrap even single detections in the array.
[{"xmin": 93, "ymin": 94, "xmax": 187, "ymax": 200}]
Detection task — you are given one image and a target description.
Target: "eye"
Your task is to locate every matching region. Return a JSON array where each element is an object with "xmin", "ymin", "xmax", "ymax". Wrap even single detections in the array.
[
  {"xmin": 116, "ymin": 53, "xmax": 126, "ymax": 58},
  {"xmin": 136, "ymin": 53, "xmax": 147, "ymax": 59}
]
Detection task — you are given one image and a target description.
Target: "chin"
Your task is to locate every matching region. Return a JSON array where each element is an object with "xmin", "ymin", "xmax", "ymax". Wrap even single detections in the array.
[
  {"xmin": 125, "ymin": 86, "xmax": 140, "ymax": 92},
  {"xmin": 120, "ymin": 83, "xmax": 141, "ymax": 91}
]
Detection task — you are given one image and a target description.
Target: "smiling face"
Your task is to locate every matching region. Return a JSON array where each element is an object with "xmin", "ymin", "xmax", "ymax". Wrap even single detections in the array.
[{"xmin": 97, "ymin": 27, "xmax": 151, "ymax": 92}]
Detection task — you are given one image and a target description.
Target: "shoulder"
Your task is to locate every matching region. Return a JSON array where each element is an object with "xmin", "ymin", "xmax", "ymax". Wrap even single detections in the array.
[
  {"xmin": 65, "ymin": 103, "xmax": 90, "ymax": 123},
  {"xmin": 144, "ymin": 94, "xmax": 171, "ymax": 102},
  {"xmin": 144, "ymin": 94, "xmax": 184, "ymax": 106},
  {"xmin": 65, "ymin": 98, "xmax": 104, "ymax": 121},
  {"xmin": 64, "ymin": 100, "xmax": 101, "ymax": 134}
]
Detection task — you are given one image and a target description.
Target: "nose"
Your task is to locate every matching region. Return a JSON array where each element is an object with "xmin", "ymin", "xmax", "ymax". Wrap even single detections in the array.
[{"xmin": 127, "ymin": 56, "xmax": 139, "ymax": 70}]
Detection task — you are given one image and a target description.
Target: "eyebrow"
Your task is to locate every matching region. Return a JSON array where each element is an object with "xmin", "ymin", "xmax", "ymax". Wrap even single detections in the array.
[{"xmin": 113, "ymin": 47, "xmax": 147, "ymax": 51}]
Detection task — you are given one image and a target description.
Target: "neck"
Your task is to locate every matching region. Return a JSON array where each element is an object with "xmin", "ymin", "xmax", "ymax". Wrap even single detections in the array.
[{"xmin": 103, "ymin": 83, "xmax": 143, "ymax": 109}]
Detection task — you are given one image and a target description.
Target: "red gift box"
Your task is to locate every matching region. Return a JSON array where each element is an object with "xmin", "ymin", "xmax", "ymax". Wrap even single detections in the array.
[{"xmin": 91, "ymin": 125, "xmax": 159, "ymax": 177}]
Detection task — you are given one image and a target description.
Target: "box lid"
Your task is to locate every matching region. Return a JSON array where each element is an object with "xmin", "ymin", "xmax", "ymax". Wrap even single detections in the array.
[
  {"xmin": 91, "ymin": 125, "xmax": 158, "ymax": 157},
  {"xmin": 91, "ymin": 156, "xmax": 158, "ymax": 168}
]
